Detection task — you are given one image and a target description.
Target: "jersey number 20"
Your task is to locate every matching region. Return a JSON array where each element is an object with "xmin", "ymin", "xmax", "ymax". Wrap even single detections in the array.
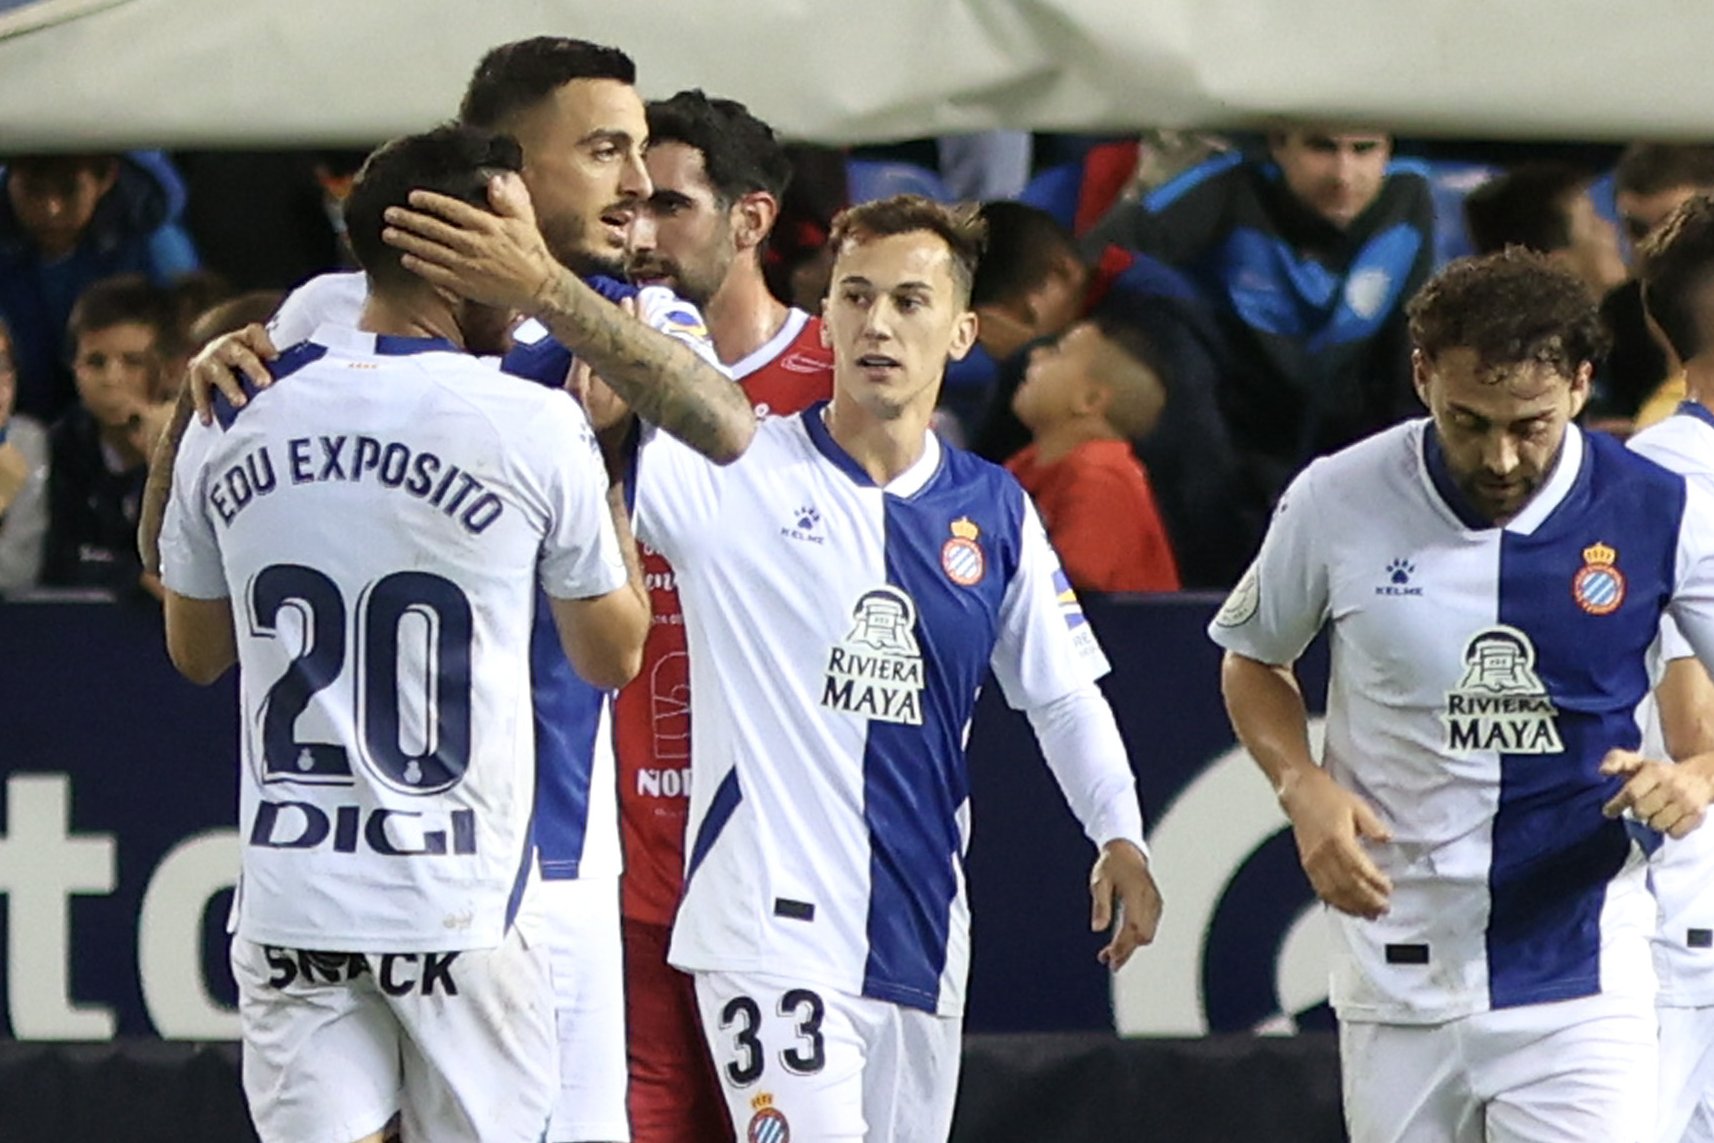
[{"xmin": 249, "ymin": 563, "xmax": 473, "ymax": 794}]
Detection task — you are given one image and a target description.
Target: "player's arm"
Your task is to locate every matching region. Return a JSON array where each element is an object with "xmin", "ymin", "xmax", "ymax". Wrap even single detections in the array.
[
  {"xmin": 163, "ymin": 590, "xmax": 236, "ymax": 684},
  {"xmin": 381, "ymin": 176, "xmax": 754, "ymax": 464},
  {"xmin": 546, "ymin": 481, "xmax": 648, "ymax": 690}
]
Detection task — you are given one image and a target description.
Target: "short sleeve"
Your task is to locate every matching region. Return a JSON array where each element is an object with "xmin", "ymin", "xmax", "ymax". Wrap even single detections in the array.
[
  {"xmin": 1206, "ymin": 461, "xmax": 1331, "ymax": 664},
  {"xmin": 990, "ymin": 495, "xmax": 1112, "ymax": 709},
  {"xmin": 630, "ymin": 425, "xmax": 723, "ymax": 565},
  {"xmin": 159, "ymin": 421, "xmax": 230, "ymax": 599},
  {"xmin": 533, "ymin": 393, "xmax": 628, "ymax": 602}
]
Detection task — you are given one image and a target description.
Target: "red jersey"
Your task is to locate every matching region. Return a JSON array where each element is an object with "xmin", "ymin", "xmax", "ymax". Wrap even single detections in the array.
[
  {"xmin": 1006, "ymin": 438, "xmax": 1181, "ymax": 593},
  {"xmin": 615, "ymin": 308, "xmax": 834, "ymax": 924}
]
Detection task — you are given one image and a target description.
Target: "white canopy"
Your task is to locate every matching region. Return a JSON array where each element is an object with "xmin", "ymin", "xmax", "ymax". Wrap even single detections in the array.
[{"xmin": 0, "ymin": 0, "xmax": 1707, "ymax": 148}]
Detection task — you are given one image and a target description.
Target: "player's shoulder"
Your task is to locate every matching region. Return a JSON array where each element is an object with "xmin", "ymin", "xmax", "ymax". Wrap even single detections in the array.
[
  {"xmin": 266, "ymin": 270, "xmax": 366, "ymax": 340},
  {"xmin": 1288, "ymin": 418, "xmax": 1425, "ymax": 511},
  {"xmin": 1587, "ymin": 422, "xmax": 1687, "ymax": 495},
  {"xmin": 1629, "ymin": 409, "xmax": 1714, "ymax": 480}
]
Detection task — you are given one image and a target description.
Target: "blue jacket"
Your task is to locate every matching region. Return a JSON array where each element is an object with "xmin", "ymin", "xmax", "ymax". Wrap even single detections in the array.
[{"xmin": 0, "ymin": 151, "xmax": 200, "ymax": 421}]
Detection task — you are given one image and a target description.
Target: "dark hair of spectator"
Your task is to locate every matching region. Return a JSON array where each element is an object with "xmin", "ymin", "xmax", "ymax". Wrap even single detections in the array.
[
  {"xmin": 1615, "ymin": 144, "xmax": 1714, "ymax": 197},
  {"xmin": 343, "ymin": 126, "xmax": 525, "ymax": 293},
  {"xmin": 459, "ymin": 38, "xmax": 636, "ymax": 128},
  {"xmin": 969, "ymin": 201, "xmax": 1076, "ymax": 309},
  {"xmin": 647, "ymin": 89, "xmax": 793, "ymax": 206},
  {"xmin": 1407, "ymin": 249, "xmax": 1609, "ymax": 377},
  {"xmin": 1636, "ymin": 195, "xmax": 1714, "ymax": 364},
  {"xmin": 1463, "ymin": 165, "xmax": 1589, "ymax": 256},
  {"xmin": 4, "ymin": 153, "xmax": 117, "ymax": 181},
  {"xmin": 188, "ymin": 290, "xmax": 287, "ymax": 350},
  {"xmin": 1084, "ymin": 312, "xmax": 1168, "ymax": 438},
  {"xmin": 828, "ymin": 195, "xmax": 988, "ymax": 304},
  {"xmin": 67, "ymin": 274, "xmax": 174, "ymax": 345}
]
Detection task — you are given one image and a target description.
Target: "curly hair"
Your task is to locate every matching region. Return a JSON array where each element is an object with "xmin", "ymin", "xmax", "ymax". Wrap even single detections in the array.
[
  {"xmin": 1636, "ymin": 194, "xmax": 1714, "ymax": 364},
  {"xmin": 828, "ymin": 195, "xmax": 987, "ymax": 304},
  {"xmin": 1406, "ymin": 249, "xmax": 1608, "ymax": 378}
]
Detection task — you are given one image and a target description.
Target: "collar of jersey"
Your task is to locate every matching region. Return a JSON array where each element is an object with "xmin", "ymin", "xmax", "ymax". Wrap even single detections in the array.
[
  {"xmin": 800, "ymin": 400, "xmax": 943, "ymax": 496},
  {"xmin": 308, "ymin": 322, "xmax": 460, "ymax": 358},
  {"xmin": 1420, "ymin": 419, "xmax": 1585, "ymax": 535},
  {"xmin": 1676, "ymin": 399, "xmax": 1714, "ymax": 433}
]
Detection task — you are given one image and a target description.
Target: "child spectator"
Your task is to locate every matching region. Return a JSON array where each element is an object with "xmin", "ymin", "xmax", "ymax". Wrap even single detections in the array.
[
  {"xmin": 0, "ymin": 314, "xmax": 48, "ymax": 593},
  {"xmin": 41, "ymin": 275, "xmax": 177, "ymax": 597},
  {"xmin": 1006, "ymin": 314, "xmax": 1180, "ymax": 592}
]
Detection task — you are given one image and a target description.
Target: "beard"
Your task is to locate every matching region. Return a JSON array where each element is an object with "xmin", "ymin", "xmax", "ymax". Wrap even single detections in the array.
[{"xmin": 539, "ymin": 211, "xmax": 627, "ymax": 280}]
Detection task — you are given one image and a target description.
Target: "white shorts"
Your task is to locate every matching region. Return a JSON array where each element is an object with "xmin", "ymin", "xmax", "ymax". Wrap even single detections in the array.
[
  {"xmin": 693, "ymin": 970, "xmax": 961, "ymax": 1143},
  {"xmin": 1659, "ymin": 1005, "xmax": 1714, "ymax": 1143},
  {"xmin": 539, "ymin": 876, "xmax": 629, "ymax": 1142},
  {"xmin": 1340, "ymin": 993, "xmax": 1657, "ymax": 1143},
  {"xmin": 232, "ymin": 920, "xmax": 557, "ymax": 1143}
]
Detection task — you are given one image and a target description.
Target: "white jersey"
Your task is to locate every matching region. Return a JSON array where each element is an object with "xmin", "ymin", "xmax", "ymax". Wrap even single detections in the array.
[
  {"xmin": 1210, "ymin": 419, "xmax": 1714, "ymax": 1024},
  {"xmin": 635, "ymin": 407, "xmax": 1117, "ymax": 1017},
  {"xmin": 264, "ymin": 271, "xmax": 721, "ymax": 882},
  {"xmin": 1629, "ymin": 406, "xmax": 1714, "ymax": 1009},
  {"xmin": 160, "ymin": 324, "xmax": 626, "ymax": 952}
]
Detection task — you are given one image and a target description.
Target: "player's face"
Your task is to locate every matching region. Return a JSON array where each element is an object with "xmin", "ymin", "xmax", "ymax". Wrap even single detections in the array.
[
  {"xmin": 1415, "ymin": 346, "xmax": 1592, "ymax": 525},
  {"xmin": 73, "ymin": 322, "xmax": 162, "ymax": 428},
  {"xmin": 506, "ymin": 79, "xmax": 651, "ymax": 277},
  {"xmin": 820, "ymin": 231, "xmax": 978, "ymax": 422},
  {"xmin": 1013, "ymin": 321, "xmax": 1100, "ymax": 430},
  {"xmin": 1270, "ymin": 131, "xmax": 1390, "ymax": 230},
  {"xmin": 625, "ymin": 142, "xmax": 737, "ymax": 308}
]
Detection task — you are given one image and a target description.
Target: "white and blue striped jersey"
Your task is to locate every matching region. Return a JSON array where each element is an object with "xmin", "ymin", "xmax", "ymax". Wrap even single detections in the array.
[
  {"xmin": 159, "ymin": 324, "xmax": 626, "ymax": 952},
  {"xmin": 266, "ymin": 271, "xmax": 722, "ymax": 884},
  {"xmin": 1629, "ymin": 404, "xmax": 1714, "ymax": 1009},
  {"xmin": 635, "ymin": 406, "xmax": 1116, "ymax": 1017},
  {"xmin": 1210, "ymin": 419, "xmax": 1714, "ymax": 1024}
]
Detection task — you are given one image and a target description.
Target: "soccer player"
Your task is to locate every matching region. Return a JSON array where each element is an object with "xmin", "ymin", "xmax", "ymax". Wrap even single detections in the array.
[
  {"xmin": 1211, "ymin": 247, "xmax": 1714, "ymax": 1142},
  {"xmin": 619, "ymin": 88, "xmax": 832, "ymax": 1143},
  {"xmin": 151, "ymin": 126, "xmax": 649, "ymax": 1143},
  {"xmin": 1625, "ymin": 194, "xmax": 1714, "ymax": 1143},
  {"xmin": 152, "ymin": 40, "xmax": 755, "ymax": 1143},
  {"xmin": 383, "ymin": 187, "xmax": 1163, "ymax": 1142}
]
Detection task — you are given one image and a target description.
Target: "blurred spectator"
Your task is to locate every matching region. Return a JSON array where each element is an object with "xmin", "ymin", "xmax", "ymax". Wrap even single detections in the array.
[
  {"xmin": 1462, "ymin": 163, "xmax": 1626, "ymax": 297},
  {"xmin": 0, "ymin": 315, "xmax": 48, "ymax": 593},
  {"xmin": 1603, "ymin": 145, "xmax": 1714, "ymax": 426},
  {"xmin": 968, "ymin": 200, "xmax": 1259, "ymax": 587},
  {"xmin": 1005, "ymin": 315, "xmax": 1179, "ymax": 593},
  {"xmin": 1083, "ymin": 128, "xmax": 1435, "ymax": 505},
  {"xmin": 186, "ymin": 289, "xmax": 285, "ymax": 349},
  {"xmin": 0, "ymin": 152, "xmax": 198, "ymax": 424},
  {"xmin": 764, "ymin": 143, "xmax": 847, "ymax": 310},
  {"xmin": 163, "ymin": 269, "xmax": 235, "ymax": 380},
  {"xmin": 41, "ymin": 276, "xmax": 177, "ymax": 598}
]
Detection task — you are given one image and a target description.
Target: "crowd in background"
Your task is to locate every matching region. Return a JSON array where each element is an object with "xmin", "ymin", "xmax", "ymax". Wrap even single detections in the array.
[{"xmin": 0, "ymin": 131, "xmax": 1703, "ymax": 604}]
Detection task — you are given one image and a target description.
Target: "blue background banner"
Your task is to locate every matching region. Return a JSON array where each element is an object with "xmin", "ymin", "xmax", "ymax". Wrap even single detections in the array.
[{"xmin": 0, "ymin": 595, "xmax": 1329, "ymax": 1040}]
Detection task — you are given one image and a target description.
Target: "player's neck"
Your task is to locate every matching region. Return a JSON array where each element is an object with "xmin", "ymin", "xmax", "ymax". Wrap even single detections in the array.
[
  {"xmin": 704, "ymin": 262, "xmax": 789, "ymax": 367},
  {"xmin": 1031, "ymin": 417, "xmax": 1121, "ymax": 465},
  {"xmin": 357, "ymin": 293, "xmax": 465, "ymax": 350},
  {"xmin": 1684, "ymin": 362, "xmax": 1714, "ymax": 410},
  {"xmin": 824, "ymin": 390, "xmax": 933, "ymax": 485}
]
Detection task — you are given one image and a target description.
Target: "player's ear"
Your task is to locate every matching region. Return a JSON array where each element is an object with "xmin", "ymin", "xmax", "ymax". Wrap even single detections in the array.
[
  {"xmin": 947, "ymin": 308, "xmax": 979, "ymax": 362},
  {"xmin": 734, "ymin": 191, "xmax": 778, "ymax": 253},
  {"xmin": 1567, "ymin": 359, "xmax": 1593, "ymax": 419},
  {"xmin": 1411, "ymin": 348, "xmax": 1433, "ymax": 410}
]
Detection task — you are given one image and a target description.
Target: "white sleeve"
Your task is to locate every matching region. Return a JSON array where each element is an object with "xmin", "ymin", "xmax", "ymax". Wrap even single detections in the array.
[
  {"xmin": 631, "ymin": 424, "xmax": 723, "ymax": 565},
  {"xmin": 1025, "ymin": 683, "xmax": 1148, "ymax": 856},
  {"xmin": 158, "ymin": 420, "xmax": 229, "ymax": 599},
  {"xmin": 990, "ymin": 495, "xmax": 1111, "ymax": 708},
  {"xmin": 1207, "ymin": 461, "xmax": 1330, "ymax": 664},
  {"xmin": 533, "ymin": 393, "xmax": 628, "ymax": 602},
  {"xmin": 264, "ymin": 271, "xmax": 366, "ymax": 345}
]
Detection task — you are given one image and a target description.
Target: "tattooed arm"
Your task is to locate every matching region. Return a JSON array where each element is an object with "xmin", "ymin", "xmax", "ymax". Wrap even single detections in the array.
[
  {"xmin": 381, "ymin": 175, "xmax": 754, "ymax": 464},
  {"xmin": 137, "ymin": 382, "xmax": 197, "ymax": 576}
]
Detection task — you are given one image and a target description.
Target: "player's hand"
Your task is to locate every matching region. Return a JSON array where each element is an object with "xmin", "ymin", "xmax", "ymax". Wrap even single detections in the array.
[
  {"xmin": 383, "ymin": 174, "xmax": 564, "ymax": 313},
  {"xmin": 1090, "ymin": 839, "xmax": 1162, "ymax": 972},
  {"xmin": 1601, "ymin": 748, "xmax": 1714, "ymax": 839},
  {"xmin": 1278, "ymin": 766, "xmax": 1393, "ymax": 919},
  {"xmin": 188, "ymin": 325, "xmax": 278, "ymax": 425}
]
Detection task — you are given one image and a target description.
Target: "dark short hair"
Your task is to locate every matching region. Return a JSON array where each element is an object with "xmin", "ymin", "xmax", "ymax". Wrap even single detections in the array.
[
  {"xmin": 647, "ymin": 89, "xmax": 792, "ymax": 206},
  {"xmin": 68, "ymin": 274, "xmax": 173, "ymax": 345},
  {"xmin": 969, "ymin": 201, "xmax": 1076, "ymax": 309},
  {"xmin": 1463, "ymin": 164, "xmax": 1589, "ymax": 256},
  {"xmin": 828, "ymin": 195, "xmax": 987, "ymax": 304},
  {"xmin": 1616, "ymin": 144, "xmax": 1714, "ymax": 197},
  {"xmin": 459, "ymin": 38, "xmax": 635, "ymax": 129},
  {"xmin": 1407, "ymin": 249, "xmax": 1609, "ymax": 376},
  {"xmin": 5, "ymin": 153, "xmax": 117, "ymax": 182},
  {"xmin": 343, "ymin": 125, "xmax": 525, "ymax": 292},
  {"xmin": 1637, "ymin": 194, "xmax": 1714, "ymax": 363}
]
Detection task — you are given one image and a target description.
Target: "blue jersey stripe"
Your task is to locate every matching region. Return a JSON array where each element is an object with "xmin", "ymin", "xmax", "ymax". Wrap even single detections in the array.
[
  {"xmin": 213, "ymin": 342, "xmax": 327, "ymax": 429},
  {"xmin": 686, "ymin": 767, "xmax": 743, "ymax": 885},
  {"xmin": 861, "ymin": 451, "xmax": 1023, "ymax": 1011},
  {"xmin": 529, "ymin": 592, "xmax": 605, "ymax": 879},
  {"xmin": 1143, "ymin": 150, "xmax": 1245, "ymax": 213},
  {"xmin": 1488, "ymin": 432, "xmax": 1681, "ymax": 1007}
]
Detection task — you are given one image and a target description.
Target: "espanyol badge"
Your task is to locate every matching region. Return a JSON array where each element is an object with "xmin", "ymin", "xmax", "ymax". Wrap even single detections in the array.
[
  {"xmin": 1572, "ymin": 541, "xmax": 1624, "ymax": 616},
  {"xmin": 941, "ymin": 517, "xmax": 985, "ymax": 586}
]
